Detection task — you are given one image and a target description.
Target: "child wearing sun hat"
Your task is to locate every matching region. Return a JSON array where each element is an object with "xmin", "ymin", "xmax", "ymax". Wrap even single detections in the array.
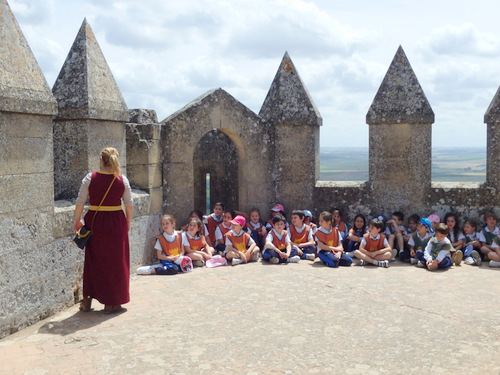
[{"xmin": 225, "ymin": 215, "xmax": 260, "ymax": 265}]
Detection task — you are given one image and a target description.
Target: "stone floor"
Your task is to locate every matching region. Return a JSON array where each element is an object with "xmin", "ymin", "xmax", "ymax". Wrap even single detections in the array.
[{"xmin": 1, "ymin": 259, "xmax": 499, "ymax": 374}]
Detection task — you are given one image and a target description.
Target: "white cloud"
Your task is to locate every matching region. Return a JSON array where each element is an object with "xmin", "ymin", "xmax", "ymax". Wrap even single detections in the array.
[{"xmin": 426, "ymin": 23, "xmax": 500, "ymax": 57}]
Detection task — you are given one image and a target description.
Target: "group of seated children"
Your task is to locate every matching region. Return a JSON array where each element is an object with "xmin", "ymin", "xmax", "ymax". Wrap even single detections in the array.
[{"xmin": 137, "ymin": 202, "xmax": 500, "ymax": 275}]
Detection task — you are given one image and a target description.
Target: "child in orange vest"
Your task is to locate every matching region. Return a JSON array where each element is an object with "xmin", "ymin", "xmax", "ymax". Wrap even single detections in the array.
[
  {"xmin": 354, "ymin": 218, "xmax": 392, "ymax": 267},
  {"xmin": 214, "ymin": 210, "xmax": 235, "ymax": 254},
  {"xmin": 225, "ymin": 215, "xmax": 260, "ymax": 265},
  {"xmin": 205, "ymin": 202, "xmax": 225, "ymax": 246},
  {"xmin": 315, "ymin": 211, "xmax": 352, "ymax": 267},
  {"xmin": 182, "ymin": 216, "xmax": 215, "ymax": 267},
  {"xmin": 289, "ymin": 210, "xmax": 316, "ymax": 260},
  {"xmin": 136, "ymin": 215, "xmax": 192, "ymax": 274},
  {"xmin": 262, "ymin": 214, "xmax": 300, "ymax": 264},
  {"xmin": 331, "ymin": 208, "xmax": 349, "ymax": 247},
  {"xmin": 182, "ymin": 210, "xmax": 213, "ymax": 247}
]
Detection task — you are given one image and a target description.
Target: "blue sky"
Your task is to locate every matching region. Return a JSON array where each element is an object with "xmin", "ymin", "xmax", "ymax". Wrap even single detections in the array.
[{"xmin": 9, "ymin": 0, "xmax": 500, "ymax": 148}]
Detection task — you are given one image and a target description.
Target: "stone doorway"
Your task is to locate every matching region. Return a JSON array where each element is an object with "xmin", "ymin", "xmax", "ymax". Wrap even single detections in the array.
[{"xmin": 193, "ymin": 129, "xmax": 239, "ymax": 214}]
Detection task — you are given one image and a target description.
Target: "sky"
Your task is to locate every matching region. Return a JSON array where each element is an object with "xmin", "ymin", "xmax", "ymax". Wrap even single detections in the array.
[{"xmin": 8, "ymin": 0, "xmax": 500, "ymax": 149}]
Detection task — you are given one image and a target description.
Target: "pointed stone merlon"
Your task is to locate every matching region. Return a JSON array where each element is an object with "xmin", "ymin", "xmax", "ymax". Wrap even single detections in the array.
[
  {"xmin": 366, "ymin": 46, "xmax": 433, "ymax": 211},
  {"xmin": 0, "ymin": 0, "xmax": 57, "ymax": 115},
  {"xmin": 484, "ymin": 86, "xmax": 500, "ymax": 188},
  {"xmin": 259, "ymin": 52, "xmax": 321, "ymax": 210},
  {"xmin": 52, "ymin": 19, "xmax": 128, "ymax": 121},
  {"xmin": 366, "ymin": 46, "xmax": 434, "ymax": 125},
  {"xmin": 0, "ymin": 0, "xmax": 57, "ymax": 213},
  {"xmin": 259, "ymin": 52, "xmax": 322, "ymax": 127},
  {"xmin": 52, "ymin": 19, "xmax": 129, "ymax": 200}
]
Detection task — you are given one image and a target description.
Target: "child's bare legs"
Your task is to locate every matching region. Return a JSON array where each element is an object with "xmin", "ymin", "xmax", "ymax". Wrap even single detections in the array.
[
  {"xmin": 395, "ymin": 233, "xmax": 404, "ymax": 252},
  {"xmin": 225, "ymin": 250, "xmax": 239, "ymax": 262},
  {"xmin": 205, "ymin": 246, "xmax": 215, "ymax": 257},
  {"xmin": 188, "ymin": 250, "xmax": 212, "ymax": 264},
  {"xmin": 354, "ymin": 249, "xmax": 391, "ymax": 264},
  {"xmin": 488, "ymin": 248, "xmax": 500, "ymax": 262},
  {"xmin": 388, "ymin": 234, "xmax": 395, "ymax": 250},
  {"xmin": 480, "ymin": 245, "xmax": 493, "ymax": 260},
  {"xmin": 247, "ymin": 247, "xmax": 260, "ymax": 261}
]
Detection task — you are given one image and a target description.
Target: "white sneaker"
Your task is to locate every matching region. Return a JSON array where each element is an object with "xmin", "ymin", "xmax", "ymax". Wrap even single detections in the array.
[
  {"xmin": 193, "ymin": 260, "xmax": 205, "ymax": 267},
  {"xmin": 269, "ymin": 257, "xmax": 280, "ymax": 264},
  {"xmin": 359, "ymin": 259, "xmax": 366, "ymax": 266},
  {"xmin": 251, "ymin": 253, "xmax": 260, "ymax": 262},
  {"xmin": 489, "ymin": 260, "xmax": 500, "ymax": 268},
  {"xmin": 410, "ymin": 258, "xmax": 418, "ymax": 265},
  {"xmin": 345, "ymin": 251, "xmax": 355, "ymax": 258},
  {"xmin": 232, "ymin": 258, "xmax": 243, "ymax": 266},
  {"xmin": 136, "ymin": 265, "xmax": 154, "ymax": 275},
  {"xmin": 464, "ymin": 257, "xmax": 475, "ymax": 265},
  {"xmin": 288, "ymin": 255, "xmax": 300, "ymax": 263},
  {"xmin": 378, "ymin": 260, "xmax": 389, "ymax": 268},
  {"xmin": 305, "ymin": 253, "xmax": 316, "ymax": 261},
  {"xmin": 471, "ymin": 250, "xmax": 482, "ymax": 266}
]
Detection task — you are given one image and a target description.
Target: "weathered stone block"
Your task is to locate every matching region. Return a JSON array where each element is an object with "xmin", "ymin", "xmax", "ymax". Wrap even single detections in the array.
[
  {"xmin": 148, "ymin": 187, "xmax": 164, "ymax": 215},
  {"xmin": 127, "ymin": 163, "xmax": 162, "ymax": 190},
  {"xmin": 0, "ymin": 173, "xmax": 54, "ymax": 215}
]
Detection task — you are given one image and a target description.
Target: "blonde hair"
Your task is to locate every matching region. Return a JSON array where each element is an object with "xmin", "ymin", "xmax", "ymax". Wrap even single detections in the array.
[{"xmin": 100, "ymin": 147, "xmax": 121, "ymax": 175}]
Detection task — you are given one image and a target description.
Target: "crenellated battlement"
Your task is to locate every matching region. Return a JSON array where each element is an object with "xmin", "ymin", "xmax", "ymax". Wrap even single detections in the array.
[{"xmin": 1, "ymin": 0, "xmax": 500, "ymax": 338}]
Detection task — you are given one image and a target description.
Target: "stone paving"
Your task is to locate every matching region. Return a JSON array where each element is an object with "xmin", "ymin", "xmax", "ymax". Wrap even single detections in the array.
[{"xmin": 1, "ymin": 259, "xmax": 499, "ymax": 374}]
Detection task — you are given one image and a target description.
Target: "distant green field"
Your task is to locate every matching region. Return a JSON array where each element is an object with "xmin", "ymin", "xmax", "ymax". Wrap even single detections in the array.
[{"xmin": 320, "ymin": 147, "xmax": 486, "ymax": 182}]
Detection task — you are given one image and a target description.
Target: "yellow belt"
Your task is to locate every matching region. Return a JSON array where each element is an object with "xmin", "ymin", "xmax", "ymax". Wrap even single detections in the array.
[{"xmin": 89, "ymin": 205, "xmax": 122, "ymax": 211}]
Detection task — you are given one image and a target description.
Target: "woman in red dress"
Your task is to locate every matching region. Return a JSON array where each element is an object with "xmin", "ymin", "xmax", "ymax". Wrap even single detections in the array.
[{"xmin": 73, "ymin": 147, "xmax": 134, "ymax": 314}]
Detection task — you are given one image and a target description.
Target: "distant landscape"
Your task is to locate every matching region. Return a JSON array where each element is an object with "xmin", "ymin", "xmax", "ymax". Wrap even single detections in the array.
[{"xmin": 320, "ymin": 147, "xmax": 486, "ymax": 182}]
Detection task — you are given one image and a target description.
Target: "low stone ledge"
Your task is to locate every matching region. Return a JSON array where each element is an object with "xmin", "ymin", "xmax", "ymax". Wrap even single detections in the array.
[{"xmin": 316, "ymin": 180, "xmax": 369, "ymax": 188}]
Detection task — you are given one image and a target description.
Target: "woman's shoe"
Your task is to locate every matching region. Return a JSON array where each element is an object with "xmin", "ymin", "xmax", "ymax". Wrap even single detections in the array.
[
  {"xmin": 103, "ymin": 305, "xmax": 124, "ymax": 314},
  {"xmin": 79, "ymin": 297, "xmax": 92, "ymax": 312}
]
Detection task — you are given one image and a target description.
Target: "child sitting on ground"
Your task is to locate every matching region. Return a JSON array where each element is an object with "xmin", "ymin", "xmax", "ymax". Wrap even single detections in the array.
[
  {"xmin": 303, "ymin": 210, "xmax": 318, "ymax": 233},
  {"xmin": 182, "ymin": 210, "xmax": 213, "ymax": 247},
  {"xmin": 444, "ymin": 212, "xmax": 464, "ymax": 266},
  {"xmin": 427, "ymin": 214, "xmax": 441, "ymax": 232},
  {"xmin": 403, "ymin": 218, "xmax": 433, "ymax": 264},
  {"xmin": 182, "ymin": 217, "xmax": 215, "ymax": 267},
  {"xmin": 416, "ymin": 223, "xmax": 453, "ymax": 270},
  {"xmin": 136, "ymin": 214, "xmax": 192, "ymax": 275},
  {"xmin": 246, "ymin": 208, "xmax": 267, "ymax": 249},
  {"xmin": 265, "ymin": 203, "xmax": 289, "ymax": 231},
  {"xmin": 488, "ymin": 236, "xmax": 500, "ymax": 267},
  {"xmin": 225, "ymin": 215, "xmax": 260, "ymax": 265},
  {"xmin": 479, "ymin": 212, "xmax": 499, "ymax": 262},
  {"xmin": 385, "ymin": 211, "xmax": 407, "ymax": 261},
  {"xmin": 315, "ymin": 211, "xmax": 352, "ymax": 267},
  {"xmin": 262, "ymin": 214, "xmax": 300, "ymax": 264},
  {"xmin": 459, "ymin": 219, "xmax": 482, "ymax": 266},
  {"xmin": 214, "ymin": 210, "xmax": 235, "ymax": 255},
  {"xmin": 354, "ymin": 218, "xmax": 391, "ymax": 268},
  {"xmin": 331, "ymin": 208, "xmax": 349, "ymax": 247},
  {"xmin": 205, "ymin": 202, "xmax": 225, "ymax": 246},
  {"xmin": 403, "ymin": 214, "xmax": 420, "ymax": 249},
  {"xmin": 288, "ymin": 210, "xmax": 316, "ymax": 260},
  {"xmin": 346, "ymin": 214, "xmax": 368, "ymax": 257}
]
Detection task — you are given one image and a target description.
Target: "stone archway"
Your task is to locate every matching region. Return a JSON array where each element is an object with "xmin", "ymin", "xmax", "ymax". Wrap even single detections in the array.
[{"xmin": 193, "ymin": 129, "xmax": 239, "ymax": 213}]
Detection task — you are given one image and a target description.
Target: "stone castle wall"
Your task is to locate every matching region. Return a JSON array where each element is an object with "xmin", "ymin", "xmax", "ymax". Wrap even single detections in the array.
[{"xmin": 1, "ymin": 0, "xmax": 500, "ymax": 339}]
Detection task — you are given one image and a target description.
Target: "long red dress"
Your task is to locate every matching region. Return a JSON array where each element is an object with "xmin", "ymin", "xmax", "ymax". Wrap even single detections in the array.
[{"xmin": 83, "ymin": 172, "xmax": 130, "ymax": 305}]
